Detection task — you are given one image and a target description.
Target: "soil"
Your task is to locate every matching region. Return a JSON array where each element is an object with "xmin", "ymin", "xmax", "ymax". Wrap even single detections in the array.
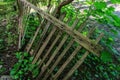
[{"xmin": 0, "ymin": 17, "xmax": 18, "ymax": 77}]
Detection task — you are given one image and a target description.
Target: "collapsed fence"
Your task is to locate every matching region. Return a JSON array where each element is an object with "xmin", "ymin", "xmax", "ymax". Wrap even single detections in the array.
[{"xmin": 18, "ymin": 0, "xmax": 103, "ymax": 80}]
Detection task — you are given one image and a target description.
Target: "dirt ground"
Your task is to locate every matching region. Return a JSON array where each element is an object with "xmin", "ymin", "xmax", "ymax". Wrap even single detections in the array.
[{"xmin": 0, "ymin": 17, "xmax": 18, "ymax": 77}]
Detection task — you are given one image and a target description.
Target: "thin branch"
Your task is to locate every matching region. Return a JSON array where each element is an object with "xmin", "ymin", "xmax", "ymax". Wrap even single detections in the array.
[{"xmin": 56, "ymin": 0, "xmax": 74, "ymax": 18}]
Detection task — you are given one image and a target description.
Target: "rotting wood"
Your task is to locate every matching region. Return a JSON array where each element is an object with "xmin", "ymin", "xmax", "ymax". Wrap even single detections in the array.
[
  {"xmin": 19, "ymin": 0, "xmax": 104, "ymax": 80},
  {"xmin": 62, "ymin": 33, "xmax": 104, "ymax": 80},
  {"xmin": 38, "ymin": 32, "xmax": 61, "ymax": 68},
  {"xmin": 63, "ymin": 51, "xmax": 89, "ymax": 80},
  {"xmin": 42, "ymin": 17, "xmax": 81, "ymax": 80},
  {"xmin": 53, "ymin": 46, "xmax": 82, "ymax": 80},
  {"xmin": 51, "ymin": 26, "xmax": 99, "ymax": 80},
  {"xmin": 87, "ymin": 26, "xmax": 96, "ymax": 38},
  {"xmin": 32, "ymin": 27, "xmax": 56, "ymax": 64},
  {"xmin": 20, "ymin": 0, "xmax": 103, "ymax": 56},
  {"xmin": 38, "ymin": 16, "xmax": 80, "ymax": 80},
  {"xmin": 33, "ymin": 21, "xmax": 51, "ymax": 55},
  {"xmin": 38, "ymin": 34, "xmax": 69, "ymax": 78},
  {"xmin": 37, "ymin": 16, "xmax": 72, "ymax": 76},
  {"xmin": 38, "ymin": 14, "xmax": 66, "ymax": 68},
  {"xmin": 42, "ymin": 39, "xmax": 75, "ymax": 80}
]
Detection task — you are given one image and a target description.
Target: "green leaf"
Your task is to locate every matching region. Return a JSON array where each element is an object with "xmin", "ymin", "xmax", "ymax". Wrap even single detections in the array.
[
  {"xmin": 110, "ymin": 29, "xmax": 118, "ymax": 34},
  {"xmin": 10, "ymin": 69, "xmax": 16, "ymax": 75},
  {"xmin": 94, "ymin": 2, "xmax": 107, "ymax": 9},
  {"xmin": 29, "ymin": 57, "xmax": 34, "ymax": 62},
  {"xmin": 16, "ymin": 52, "xmax": 22, "ymax": 59},
  {"xmin": 33, "ymin": 68, "xmax": 39, "ymax": 77},
  {"xmin": 24, "ymin": 52, "xmax": 28, "ymax": 57},
  {"xmin": 13, "ymin": 63, "xmax": 21, "ymax": 70},
  {"xmin": 101, "ymin": 51, "xmax": 112, "ymax": 62},
  {"xmin": 18, "ymin": 70, "xmax": 23, "ymax": 75},
  {"xmin": 111, "ymin": 0, "xmax": 120, "ymax": 3},
  {"xmin": 14, "ymin": 75, "xmax": 19, "ymax": 79},
  {"xmin": 108, "ymin": 37, "xmax": 114, "ymax": 42}
]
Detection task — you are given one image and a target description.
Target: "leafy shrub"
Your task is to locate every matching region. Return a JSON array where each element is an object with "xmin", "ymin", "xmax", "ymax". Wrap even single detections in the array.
[
  {"xmin": 10, "ymin": 52, "xmax": 39, "ymax": 80},
  {"xmin": 77, "ymin": 54, "xmax": 120, "ymax": 80}
]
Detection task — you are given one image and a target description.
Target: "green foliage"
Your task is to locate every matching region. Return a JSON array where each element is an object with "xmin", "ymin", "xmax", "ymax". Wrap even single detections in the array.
[
  {"xmin": 0, "ymin": 60, "xmax": 6, "ymax": 74},
  {"xmin": 111, "ymin": 0, "xmax": 120, "ymax": 3},
  {"xmin": 92, "ymin": 1, "xmax": 120, "ymax": 28},
  {"xmin": 94, "ymin": 1, "xmax": 107, "ymax": 9},
  {"xmin": 25, "ymin": 13, "xmax": 39, "ymax": 39},
  {"xmin": 10, "ymin": 52, "xmax": 39, "ymax": 80},
  {"xmin": 101, "ymin": 51, "xmax": 112, "ymax": 62},
  {"xmin": 0, "ymin": 39, "xmax": 5, "ymax": 50},
  {"xmin": 71, "ymin": 54, "xmax": 120, "ymax": 80},
  {"xmin": 21, "ymin": 13, "xmax": 40, "ymax": 47}
]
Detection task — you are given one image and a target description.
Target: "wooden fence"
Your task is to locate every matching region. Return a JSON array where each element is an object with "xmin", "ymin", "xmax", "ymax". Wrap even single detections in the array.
[{"xmin": 19, "ymin": 0, "xmax": 103, "ymax": 80}]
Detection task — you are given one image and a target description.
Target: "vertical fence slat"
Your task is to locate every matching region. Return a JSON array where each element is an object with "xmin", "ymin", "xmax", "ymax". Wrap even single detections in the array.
[
  {"xmin": 42, "ymin": 39, "xmax": 74, "ymax": 80},
  {"xmin": 40, "ymin": 17, "xmax": 80, "ymax": 80},
  {"xmin": 71, "ymin": 18, "xmax": 80, "ymax": 29},
  {"xmin": 62, "ymin": 33, "xmax": 104, "ymax": 80},
  {"xmin": 95, "ymin": 33, "xmax": 104, "ymax": 44},
  {"xmin": 78, "ymin": 21, "xmax": 87, "ymax": 32},
  {"xmin": 38, "ymin": 18, "xmax": 79, "ymax": 79},
  {"xmin": 63, "ymin": 51, "xmax": 89, "ymax": 80},
  {"xmin": 32, "ymin": 27, "xmax": 56, "ymax": 64},
  {"xmin": 53, "ymin": 46, "xmax": 82, "ymax": 80},
  {"xmin": 38, "ymin": 34, "xmax": 69, "ymax": 78},
  {"xmin": 26, "ymin": 20, "xmax": 45, "ymax": 52},
  {"xmin": 37, "ymin": 15, "xmax": 72, "ymax": 78},
  {"xmin": 38, "ymin": 14, "xmax": 66, "ymax": 68},
  {"xmin": 38, "ymin": 32, "xmax": 61, "ymax": 67},
  {"xmin": 34, "ymin": 21, "xmax": 51, "ymax": 54},
  {"xmin": 87, "ymin": 26, "xmax": 96, "ymax": 37}
]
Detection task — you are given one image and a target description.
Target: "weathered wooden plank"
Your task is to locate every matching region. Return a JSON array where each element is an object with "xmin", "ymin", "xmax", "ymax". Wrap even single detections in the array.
[
  {"xmin": 38, "ymin": 32, "xmax": 61, "ymax": 68},
  {"xmin": 25, "ymin": 3, "xmax": 52, "ymax": 52},
  {"xmin": 63, "ymin": 51, "xmax": 89, "ymax": 80},
  {"xmin": 42, "ymin": 18, "xmax": 80, "ymax": 80},
  {"xmin": 26, "ymin": 19, "xmax": 45, "ymax": 52},
  {"xmin": 52, "ymin": 25, "xmax": 98, "ymax": 80},
  {"xmin": 37, "ymin": 15, "xmax": 70, "ymax": 79},
  {"xmin": 34, "ymin": 21, "xmax": 51, "ymax": 55},
  {"xmin": 42, "ymin": 39, "xmax": 74, "ymax": 80},
  {"xmin": 32, "ymin": 27, "xmax": 56, "ymax": 64},
  {"xmin": 62, "ymin": 33, "xmax": 104, "ymax": 80},
  {"xmin": 37, "ymin": 14, "xmax": 72, "ymax": 79},
  {"xmin": 38, "ymin": 14, "xmax": 66, "ymax": 68},
  {"xmin": 87, "ymin": 26, "xmax": 96, "ymax": 38},
  {"xmin": 71, "ymin": 18, "xmax": 80, "ymax": 29},
  {"xmin": 38, "ymin": 34, "xmax": 69, "ymax": 78},
  {"xmin": 53, "ymin": 46, "xmax": 82, "ymax": 80},
  {"xmin": 20, "ymin": 0, "xmax": 103, "ymax": 56},
  {"xmin": 78, "ymin": 19, "xmax": 88, "ymax": 32},
  {"xmin": 95, "ymin": 33, "xmax": 104, "ymax": 44}
]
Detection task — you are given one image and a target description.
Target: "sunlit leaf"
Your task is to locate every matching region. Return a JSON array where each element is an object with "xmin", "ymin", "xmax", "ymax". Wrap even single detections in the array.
[{"xmin": 94, "ymin": 2, "xmax": 107, "ymax": 9}]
